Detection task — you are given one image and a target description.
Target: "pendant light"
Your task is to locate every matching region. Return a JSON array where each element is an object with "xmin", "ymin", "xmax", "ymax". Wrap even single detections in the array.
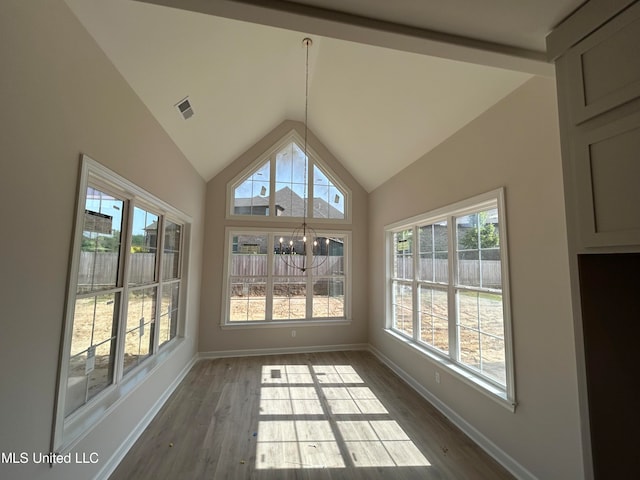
[{"xmin": 277, "ymin": 37, "xmax": 330, "ymax": 273}]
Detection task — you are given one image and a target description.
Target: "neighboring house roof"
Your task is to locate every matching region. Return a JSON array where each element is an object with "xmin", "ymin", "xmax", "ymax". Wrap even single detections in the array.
[
  {"xmin": 143, "ymin": 220, "xmax": 180, "ymax": 231},
  {"xmin": 233, "ymin": 197, "xmax": 269, "ymax": 208},
  {"xmin": 144, "ymin": 221, "xmax": 158, "ymax": 232},
  {"xmin": 235, "ymin": 186, "xmax": 343, "ymax": 218}
]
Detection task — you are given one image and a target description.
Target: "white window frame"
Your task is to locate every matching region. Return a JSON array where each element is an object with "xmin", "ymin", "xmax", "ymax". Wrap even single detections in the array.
[
  {"xmin": 226, "ymin": 129, "xmax": 351, "ymax": 223},
  {"xmin": 221, "ymin": 227, "xmax": 351, "ymax": 328},
  {"xmin": 52, "ymin": 155, "xmax": 191, "ymax": 452},
  {"xmin": 385, "ymin": 188, "xmax": 516, "ymax": 410}
]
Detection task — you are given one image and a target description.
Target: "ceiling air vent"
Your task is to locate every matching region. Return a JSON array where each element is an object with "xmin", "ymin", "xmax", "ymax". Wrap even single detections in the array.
[{"xmin": 175, "ymin": 97, "xmax": 194, "ymax": 120}]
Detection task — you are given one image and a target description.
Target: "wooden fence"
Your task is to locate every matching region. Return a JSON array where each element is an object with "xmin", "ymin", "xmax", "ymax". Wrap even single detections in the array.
[
  {"xmin": 231, "ymin": 255, "xmax": 344, "ymax": 277},
  {"xmin": 79, "ymin": 253, "xmax": 500, "ymax": 289},
  {"xmin": 78, "ymin": 252, "xmax": 177, "ymax": 289},
  {"xmin": 395, "ymin": 258, "xmax": 502, "ymax": 288}
]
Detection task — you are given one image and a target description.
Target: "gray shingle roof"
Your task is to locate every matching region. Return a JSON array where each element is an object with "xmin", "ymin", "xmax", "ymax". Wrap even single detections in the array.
[{"xmin": 236, "ymin": 186, "xmax": 343, "ymax": 218}]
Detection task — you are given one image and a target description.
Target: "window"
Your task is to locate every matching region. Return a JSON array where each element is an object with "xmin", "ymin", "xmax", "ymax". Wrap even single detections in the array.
[
  {"xmin": 387, "ymin": 189, "xmax": 515, "ymax": 407},
  {"xmin": 229, "ymin": 132, "xmax": 348, "ymax": 221},
  {"xmin": 54, "ymin": 156, "xmax": 189, "ymax": 450},
  {"xmin": 224, "ymin": 229, "xmax": 349, "ymax": 325},
  {"xmin": 224, "ymin": 129, "xmax": 351, "ymax": 327}
]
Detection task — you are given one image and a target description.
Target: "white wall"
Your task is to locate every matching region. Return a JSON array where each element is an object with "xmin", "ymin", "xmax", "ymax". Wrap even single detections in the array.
[
  {"xmin": 0, "ymin": 2, "xmax": 584, "ymax": 478},
  {"xmin": 0, "ymin": 1, "xmax": 205, "ymax": 479},
  {"xmin": 368, "ymin": 77, "xmax": 584, "ymax": 479}
]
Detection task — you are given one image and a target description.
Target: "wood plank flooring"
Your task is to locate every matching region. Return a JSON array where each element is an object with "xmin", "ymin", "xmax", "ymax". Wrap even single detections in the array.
[{"xmin": 109, "ymin": 350, "xmax": 514, "ymax": 480}]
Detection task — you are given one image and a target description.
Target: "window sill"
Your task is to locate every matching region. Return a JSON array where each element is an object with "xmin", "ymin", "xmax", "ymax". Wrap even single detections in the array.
[
  {"xmin": 384, "ymin": 329, "xmax": 517, "ymax": 412},
  {"xmin": 221, "ymin": 318, "xmax": 351, "ymax": 330}
]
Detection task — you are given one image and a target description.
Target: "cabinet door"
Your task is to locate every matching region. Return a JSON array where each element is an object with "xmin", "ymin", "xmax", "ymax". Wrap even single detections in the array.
[
  {"xmin": 573, "ymin": 110, "xmax": 640, "ymax": 247},
  {"xmin": 566, "ymin": 1, "xmax": 640, "ymax": 124}
]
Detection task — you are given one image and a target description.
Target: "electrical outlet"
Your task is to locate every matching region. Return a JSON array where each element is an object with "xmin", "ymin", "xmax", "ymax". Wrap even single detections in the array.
[
  {"xmin": 291, "ymin": 330, "xmax": 296, "ymax": 338},
  {"xmin": 435, "ymin": 371, "xmax": 440, "ymax": 384}
]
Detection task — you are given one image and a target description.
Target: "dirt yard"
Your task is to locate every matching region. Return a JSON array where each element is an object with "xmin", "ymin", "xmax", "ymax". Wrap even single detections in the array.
[
  {"xmin": 230, "ymin": 295, "xmax": 345, "ymax": 321},
  {"xmin": 66, "ymin": 294, "xmax": 175, "ymax": 412},
  {"xmin": 394, "ymin": 289, "xmax": 506, "ymax": 384}
]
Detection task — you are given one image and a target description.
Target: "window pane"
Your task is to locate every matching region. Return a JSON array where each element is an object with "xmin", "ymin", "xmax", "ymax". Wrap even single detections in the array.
[
  {"xmin": 233, "ymin": 161, "xmax": 270, "ymax": 216},
  {"xmin": 392, "ymin": 281, "xmax": 413, "ymax": 336},
  {"xmin": 274, "ymin": 235, "xmax": 307, "ymax": 276},
  {"xmin": 458, "ymin": 325, "xmax": 480, "ymax": 370},
  {"xmin": 457, "ymin": 290, "xmax": 505, "ymax": 384},
  {"xmin": 457, "ymin": 290, "xmax": 479, "ymax": 331},
  {"xmin": 311, "ymin": 234, "xmax": 345, "ymax": 319},
  {"xmin": 162, "ymin": 221, "xmax": 182, "ymax": 280},
  {"xmin": 418, "ymin": 225, "xmax": 433, "ymax": 282},
  {"xmin": 434, "ymin": 251, "xmax": 449, "ymax": 283},
  {"xmin": 129, "ymin": 207, "xmax": 159, "ymax": 285},
  {"xmin": 457, "ymin": 292, "xmax": 504, "ymax": 336},
  {"xmin": 273, "ymin": 278, "xmax": 307, "ymax": 320},
  {"xmin": 66, "ymin": 293, "xmax": 119, "ymax": 416},
  {"xmin": 65, "ymin": 357, "xmax": 88, "ymax": 416},
  {"xmin": 313, "ymin": 236, "xmax": 344, "ymax": 276},
  {"xmin": 314, "ymin": 184, "xmax": 330, "ymax": 218},
  {"xmin": 230, "ymin": 278, "xmax": 266, "ymax": 321},
  {"xmin": 419, "ymin": 286, "xmax": 448, "ymax": 353},
  {"xmin": 159, "ymin": 283, "xmax": 179, "ymax": 346},
  {"xmin": 79, "ymin": 187, "xmax": 124, "ymax": 293},
  {"xmin": 230, "ymin": 233, "xmax": 269, "ymax": 322},
  {"xmin": 479, "ymin": 293, "xmax": 505, "ymax": 337},
  {"xmin": 418, "ymin": 222, "xmax": 448, "ymax": 283},
  {"xmin": 481, "ymin": 334, "xmax": 506, "ymax": 385},
  {"xmin": 275, "ymin": 143, "xmax": 307, "ymax": 217},
  {"xmin": 393, "ymin": 230, "xmax": 413, "ymax": 279},
  {"xmin": 329, "ymin": 186, "xmax": 344, "ymax": 220},
  {"xmin": 313, "ymin": 165, "xmax": 345, "ymax": 219},
  {"xmin": 457, "ymin": 213, "xmax": 479, "ymax": 287},
  {"xmin": 313, "ymin": 279, "xmax": 344, "ymax": 318},
  {"xmin": 232, "ymin": 234, "xmax": 268, "ymax": 276},
  {"xmin": 457, "ymin": 208, "xmax": 501, "ymax": 289},
  {"xmin": 124, "ymin": 287, "xmax": 156, "ymax": 373},
  {"xmin": 275, "ymin": 182, "xmax": 306, "ymax": 217},
  {"xmin": 87, "ymin": 340, "xmax": 115, "ymax": 402}
]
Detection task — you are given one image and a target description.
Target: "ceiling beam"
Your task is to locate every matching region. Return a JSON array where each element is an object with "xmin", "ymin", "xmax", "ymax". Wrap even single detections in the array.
[{"xmin": 135, "ymin": 0, "xmax": 555, "ymax": 76}]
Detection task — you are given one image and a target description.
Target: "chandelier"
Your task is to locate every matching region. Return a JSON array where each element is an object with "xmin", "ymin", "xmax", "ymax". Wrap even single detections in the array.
[{"xmin": 277, "ymin": 37, "xmax": 330, "ymax": 273}]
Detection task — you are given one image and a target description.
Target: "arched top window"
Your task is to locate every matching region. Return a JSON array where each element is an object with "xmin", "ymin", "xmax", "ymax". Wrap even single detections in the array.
[{"xmin": 228, "ymin": 130, "xmax": 349, "ymax": 222}]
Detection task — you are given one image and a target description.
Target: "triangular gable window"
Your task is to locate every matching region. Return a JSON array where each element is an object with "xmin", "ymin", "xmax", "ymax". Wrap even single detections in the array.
[{"xmin": 230, "ymin": 132, "xmax": 347, "ymax": 221}]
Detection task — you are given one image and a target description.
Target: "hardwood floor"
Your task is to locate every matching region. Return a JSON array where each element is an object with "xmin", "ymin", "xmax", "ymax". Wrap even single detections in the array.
[{"xmin": 109, "ymin": 350, "xmax": 514, "ymax": 480}]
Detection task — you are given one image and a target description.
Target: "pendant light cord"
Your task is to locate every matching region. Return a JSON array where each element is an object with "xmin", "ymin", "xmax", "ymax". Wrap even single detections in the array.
[{"xmin": 302, "ymin": 38, "xmax": 311, "ymax": 225}]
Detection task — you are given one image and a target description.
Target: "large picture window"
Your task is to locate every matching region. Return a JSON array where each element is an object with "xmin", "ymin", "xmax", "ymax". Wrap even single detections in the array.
[
  {"xmin": 224, "ymin": 229, "xmax": 349, "ymax": 325},
  {"xmin": 386, "ymin": 189, "xmax": 515, "ymax": 407},
  {"xmin": 224, "ymin": 129, "xmax": 352, "ymax": 327},
  {"xmin": 54, "ymin": 156, "xmax": 189, "ymax": 450}
]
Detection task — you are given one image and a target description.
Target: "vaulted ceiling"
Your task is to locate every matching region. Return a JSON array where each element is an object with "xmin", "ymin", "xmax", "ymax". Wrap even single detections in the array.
[{"xmin": 64, "ymin": 0, "xmax": 583, "ymax": 192}]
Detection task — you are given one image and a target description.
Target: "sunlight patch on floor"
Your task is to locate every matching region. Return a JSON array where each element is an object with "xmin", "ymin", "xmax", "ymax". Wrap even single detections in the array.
[
  {"xmin": 256, "ymin": 420, "xmax": 345, "ymax": 469},
  {"xmin": 338, "ymin": 420, "xmax": 430, "ymax": 467},
  {"xmin": 255, "ymin": 364, "xmax": 431, "ymax": 470},
  {"xmin": 261, "ymin": 364, "xmax": 314, "ymax": 384}
]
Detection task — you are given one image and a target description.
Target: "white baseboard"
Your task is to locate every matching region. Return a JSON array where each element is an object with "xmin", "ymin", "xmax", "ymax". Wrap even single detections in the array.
[
  {"xmin": 93, "ymin": 354, "xmax": 198, "ymax": 480},
  {"xmin": 367, "ymin": 345, "xmax": 537, "ymax": 480},
  {"xmin": 199, "ymin": 343, "xmax": 369, "ymax": 359}
]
